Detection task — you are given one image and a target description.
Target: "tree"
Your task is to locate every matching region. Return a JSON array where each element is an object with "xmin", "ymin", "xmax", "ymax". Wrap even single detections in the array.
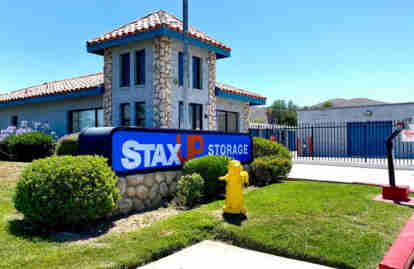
[
  {"xmin": 267, "ymin": 99, "xmax": 298, "ymax": 126},
  {"xmin": 322, "ymin": 101, "xmax": 333, "ymax": 109},
  {"xmin": 311, "ymin": 101, "xmax": 333, "ymax": 110}
]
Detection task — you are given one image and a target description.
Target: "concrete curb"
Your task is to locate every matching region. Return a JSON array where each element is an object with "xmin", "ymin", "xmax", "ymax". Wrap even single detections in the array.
[{"xmin": 379, "ymin": 214, "xmax": 414, "ymax": 269}]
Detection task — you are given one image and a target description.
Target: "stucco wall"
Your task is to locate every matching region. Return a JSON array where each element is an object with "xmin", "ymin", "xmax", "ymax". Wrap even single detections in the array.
[
  {"xmin": 109, "ymin": 38, "xmax": 215, "ymax": 130},
  {"xmin": 170, "ymin": 40, "xmax": 211, "ymax": 130},
  {"xmin": 216, "ymin": 97, "xmax": 248, "ymax": 133},
  {"xmin": 298, "ymin": 103, "xmax": 414, "ymax": 123},
  {"xmin": 0, "ymin": 95, "xmax": 103, "ymax": 137},
  {"xmin": 110, "ymin": 39, "xmax": 154, "ymax": 127}
]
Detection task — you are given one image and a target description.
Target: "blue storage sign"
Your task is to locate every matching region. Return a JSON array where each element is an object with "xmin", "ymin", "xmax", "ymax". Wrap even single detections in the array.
[{"xmin": 79, "ymin": 127, "xmax": 252, "ymax": 175}]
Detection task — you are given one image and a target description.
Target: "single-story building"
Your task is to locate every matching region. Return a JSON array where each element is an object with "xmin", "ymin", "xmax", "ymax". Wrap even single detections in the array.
[
  {"xmin": 297, "ymin": 103, "xmax": 414, "ymax": 158},
  {"xmin": 0, "ymin": 10, "xmax": 266, "ymax": 137},
  {"xmin": 297, "ymin": 102, "xmax": 414, "ymax": 123}
]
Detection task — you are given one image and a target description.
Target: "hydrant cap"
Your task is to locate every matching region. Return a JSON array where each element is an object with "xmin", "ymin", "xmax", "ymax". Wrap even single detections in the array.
[{"xmin": 229, "ymin": 160, "xmax": 241, "ymax": 167}]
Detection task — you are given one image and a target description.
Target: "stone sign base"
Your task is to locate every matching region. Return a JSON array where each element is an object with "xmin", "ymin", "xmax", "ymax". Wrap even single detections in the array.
[{"xmin": 113, "ymin": 171, "xmax": 182, "ymax": 215}]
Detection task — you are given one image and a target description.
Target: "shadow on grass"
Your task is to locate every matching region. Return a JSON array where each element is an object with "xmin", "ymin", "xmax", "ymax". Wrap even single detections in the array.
[
  {"xmin": 7, "ymin": 215, "xmax": 120, "ymax": 243},
  {"xmin": 222, "ymin": 213, "xmax": 248, "ymax": 226}
]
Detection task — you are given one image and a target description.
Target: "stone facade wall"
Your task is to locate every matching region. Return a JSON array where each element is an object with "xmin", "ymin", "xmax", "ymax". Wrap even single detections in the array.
[
  {"xmin": 152, "ymin": 36, "xmax": 173, "ymax": 128},
  {"xmin": 103, "ymin": 49, "xmax": 113, "ymax": 126},
  {"xmin": 114, "ymin": 171, "xmax": 181, "ymax": 214},
  {"xmin": 242, "ymin": 102, "xmax": 250, "ymax": 133},
  {"xmin": 207, "ymin": 51, "xmax": 217, "ymax": 130}
]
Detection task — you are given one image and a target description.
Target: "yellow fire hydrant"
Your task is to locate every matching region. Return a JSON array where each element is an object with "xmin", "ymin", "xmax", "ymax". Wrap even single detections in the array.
[{"xmin": 219, "ymin": 160, "xmax": 249, "ymax": 215}]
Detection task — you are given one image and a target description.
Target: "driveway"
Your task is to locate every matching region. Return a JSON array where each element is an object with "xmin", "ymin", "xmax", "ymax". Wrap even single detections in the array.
[
  {"xmin": 138, "ymin": 240, "xmax": 333, "ymax": 269},
  {"xmin": 289, "ymin": 163, "xmax": 414, "ymax": 190}
]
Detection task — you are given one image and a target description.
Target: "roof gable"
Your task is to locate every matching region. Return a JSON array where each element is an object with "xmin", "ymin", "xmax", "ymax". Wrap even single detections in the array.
[{"xmin": 87, "ymin": 10, "xmax": 231, "ymax": 58}]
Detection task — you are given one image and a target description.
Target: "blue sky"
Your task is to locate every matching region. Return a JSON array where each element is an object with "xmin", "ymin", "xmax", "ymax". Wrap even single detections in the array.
[{"xmin": 1, "ymin": 1, "xmax": 413, "ymax": 106}]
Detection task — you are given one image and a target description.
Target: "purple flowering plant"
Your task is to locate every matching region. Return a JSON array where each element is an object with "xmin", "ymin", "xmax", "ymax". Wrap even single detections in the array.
[{"xmin": 0, "ymin": 120, "xmax": 58, "ymax": 143}]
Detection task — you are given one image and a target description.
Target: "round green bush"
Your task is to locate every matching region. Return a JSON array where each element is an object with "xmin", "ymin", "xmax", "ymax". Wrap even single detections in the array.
[
  {"xmin": 14, "ymin": 155, "xmax": 120, "ymax": 228},
  {"xmin": 252, "ymin": 137, "xmax": 291, "ymax": 159},
  {"xmin": 55, "ymin": 133, "xmax": 79, "ymax": 156},
  {"xmin": 176, "ymin": 173, "xmax": 204, "ymax": 208},
  {"xmin": 250, "ymin": 156, "xmax": 292, "ymax": 186},
  {"xmin": 182, "ymin": 155, "xmax": 232, "ymax": 199},
  {"xmin": 3, "ymin": 132, "xmax": 56, "ymax": 162},
  {"xmin": 0, "ymin": 142, "xmax": 9, "ymax": 161}
]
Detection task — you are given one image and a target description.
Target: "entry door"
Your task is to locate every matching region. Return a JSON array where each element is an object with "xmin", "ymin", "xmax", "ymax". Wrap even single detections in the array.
[{"xmin": 347, "ymin": 121, "xmax": 392, "ymax": 158}]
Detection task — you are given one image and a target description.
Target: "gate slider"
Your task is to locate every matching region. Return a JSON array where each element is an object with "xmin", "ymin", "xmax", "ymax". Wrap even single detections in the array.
[{"xmin": 382, "ymin": 118, "xmax": 413, "ymax": 202}]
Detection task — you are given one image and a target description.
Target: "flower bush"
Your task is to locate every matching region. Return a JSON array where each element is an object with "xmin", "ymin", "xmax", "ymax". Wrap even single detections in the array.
[
  {"xmin": 0, "ymin": 121, "xmax": 57, "ymax": 143},
  {"xmin": 4, "ymin": 132, "xmax": 56, "ymax": 162},
  {"xmin": 0, "ymin": 121, "xmax": 58, "ymax": 161}
]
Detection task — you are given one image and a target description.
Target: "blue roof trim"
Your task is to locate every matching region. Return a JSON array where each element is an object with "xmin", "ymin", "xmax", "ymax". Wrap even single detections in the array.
[
  {"xmin": 0, "ymin": 87, "xmax": 104, "ymax": 108},
  {"xmin": 215, "ymin": 87, "xmax": 266, "ymax": 106},
  {"xmin": 87, "ymin": 27, "xmax": 231, "ymax": 59}
]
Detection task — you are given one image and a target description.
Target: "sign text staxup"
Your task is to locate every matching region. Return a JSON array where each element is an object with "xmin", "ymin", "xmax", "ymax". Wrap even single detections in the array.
[{"xmin": 78, "ymin": 127, "xmax": 253, "ymax": 175}]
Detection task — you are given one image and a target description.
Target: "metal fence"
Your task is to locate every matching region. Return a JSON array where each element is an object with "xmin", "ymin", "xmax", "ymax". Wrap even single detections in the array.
[{"xmin": 249, "ymin": 121, "xmax": 414, "ymax": 169}]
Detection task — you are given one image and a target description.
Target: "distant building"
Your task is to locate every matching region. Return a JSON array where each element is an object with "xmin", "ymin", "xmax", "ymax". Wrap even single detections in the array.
[
  {"xmin": 297, "ymin": 102, "xmax": 414, "ymax": 158},
  {"xmin": 298, "ymin": 102, "xmax": 414, "ymax": 123}
]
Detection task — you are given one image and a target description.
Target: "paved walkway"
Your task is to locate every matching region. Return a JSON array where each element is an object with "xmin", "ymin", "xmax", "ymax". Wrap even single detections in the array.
[
  {"xmin": 289, "ymin": 163, "xmax": 414, "ymax": 189},
  {"xmin": 138, "ymin": 240, "xmax": 333, "ymax": 269}
]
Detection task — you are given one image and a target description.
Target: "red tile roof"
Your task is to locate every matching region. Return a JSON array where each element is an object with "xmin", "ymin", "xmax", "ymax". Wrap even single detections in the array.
[
  {"xmin": 0, "ymin": 73, "xmax": 103, "ymax": 103},
  {"xmin": 0, "ymin": 73, "xmax": 265, "ymax": 104},
  {"xmin": 87, "ymin": 10, "xmax": 231, "ymax": 52},
  {"xmin": 216, "ymin": 82, "xmax": 266, "ymax": 101}
]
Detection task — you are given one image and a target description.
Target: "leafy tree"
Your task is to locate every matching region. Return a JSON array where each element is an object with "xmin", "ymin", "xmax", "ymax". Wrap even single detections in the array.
[
  {"xmin": 267, "ymin": 99, "xmax": 298, "ymax": 126},
  {"xmin": 322, "ymin": 101, "xmax": 333, "ymax": 108}
]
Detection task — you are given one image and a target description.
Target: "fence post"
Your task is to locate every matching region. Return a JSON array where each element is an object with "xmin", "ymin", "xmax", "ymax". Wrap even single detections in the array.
[{"xmin": 311, "ymin": 126, "xmax": 314, "ymax": 160}]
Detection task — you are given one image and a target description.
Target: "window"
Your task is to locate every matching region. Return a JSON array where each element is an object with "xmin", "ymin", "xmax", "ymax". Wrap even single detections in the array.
[
  {"xmin": 121, "ymin": 103, "xmax": 131, "ymax": 126},
  {"xmin": 135, "ymin": 102, "xmax": 146, "ymax": 128},
  {"xmin": 120, "ymin": 53, "xmax": 130, "ymax": 87},
  {"xmin": 178, "ymin": 102, "xmax": 184, "ymax": 128},
  {"xmin": 70, "ymin": 108, "xmax": 103, "ymax": 133},
  {"xmin": 217, "ymin": 110, "xmax": 239, "ymax": 133},
  {"xmin": 178, "ymin": 52, "xmax": 184, "ymax": 86},
  {"xmin": 192, "ymin": 56, "xmax": 202, "ymax": 89},
  {"xmin": 190, "ymin": 103, "xmax": 203, "ymax": 130},
  {"xmin": 11, "ymin": 116, "xmax": 18, "ymax": 127},
  {"xmin": 178, "ymin": 102, "xmax": 203, "ymax": 130},
  {"xmin": 135, "ymin": 50, "xmax": 145, "ymax": 85}
]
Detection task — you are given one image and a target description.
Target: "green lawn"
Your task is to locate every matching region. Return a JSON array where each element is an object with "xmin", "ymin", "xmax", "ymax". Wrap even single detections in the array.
[{"xmin": 0, "ymin": 162, "xmax": 412, "ymax": 269}]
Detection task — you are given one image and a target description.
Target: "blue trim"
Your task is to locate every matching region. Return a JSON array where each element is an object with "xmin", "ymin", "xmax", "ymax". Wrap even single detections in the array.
[
  {"xmin": 0, "ymin": 87, "xmax": 104, "ymax": 108},
  {"xmin": 215, "ymin": 87, "xmax": 266, "ymax": 106},
  {"xmin": 87, "ymin": 27, "xmax": 231, "ymax": 59},
  {"xmin": 178, "ymin": 52, "xmax": 184, "ymax": 86}
]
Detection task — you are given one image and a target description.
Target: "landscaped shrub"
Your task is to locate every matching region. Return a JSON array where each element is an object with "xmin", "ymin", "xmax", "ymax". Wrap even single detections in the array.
[
  {"xmin": 176, "ymin": 173, "xmax": 205, "ymax": 208},
  {"xmin": 252, "ymin": 137, "xmax": 290, "ymax": 159},
  {"xmin": 3, "ymin": 132, "xmax": 56, "ymax": 162},
  {"xmin": 13, "ymin": 155, "xmax": 120, "ymax": 229},
  {"xmin": 0, "ymin": 121, "xmax": 57, "ymax": 143},
  {"xmin": 250, "ymin": 156, "xmax": 292, "ymax": 186},
  {"xmin": 55, "ymin": 133, "xmax": 79, "ymax": 156},
  {"xmin": 183, "ymin": 155, "xmax": 232, "ymax": 199},
  {"xmin": 0, "ymin": 142, "xmax": 9, "ymax": 161}
]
